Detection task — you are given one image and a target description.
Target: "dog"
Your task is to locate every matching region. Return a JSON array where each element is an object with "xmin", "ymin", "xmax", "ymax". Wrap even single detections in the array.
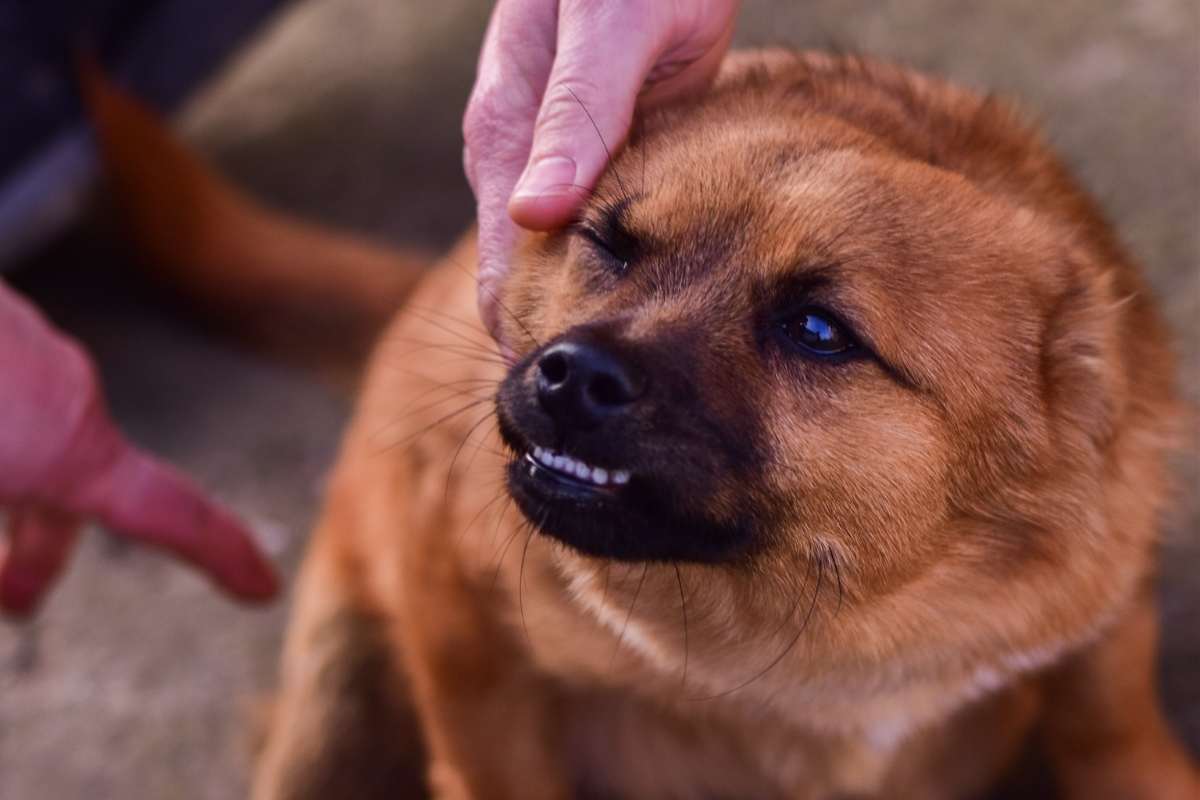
[{"xmin": 87, "ymin": 49, "xmax": 1199, "ymax": 799}]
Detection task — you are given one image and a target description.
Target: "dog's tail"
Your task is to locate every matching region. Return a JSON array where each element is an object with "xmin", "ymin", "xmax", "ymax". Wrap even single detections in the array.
[{"xmin": 79, "ymin": 58, "xmax": 429, "ymax": 375}]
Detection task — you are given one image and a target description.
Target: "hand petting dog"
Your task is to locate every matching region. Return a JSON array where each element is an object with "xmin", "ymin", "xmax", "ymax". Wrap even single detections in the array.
[{"xmin": 464, "ymin": 0, "xmax": 740, "ymax": 340}]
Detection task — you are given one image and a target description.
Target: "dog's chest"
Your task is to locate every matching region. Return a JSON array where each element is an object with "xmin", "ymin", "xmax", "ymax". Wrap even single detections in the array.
[{"xmin": 560, "ymin": 689, "xmax": 902, "ymax": 799}]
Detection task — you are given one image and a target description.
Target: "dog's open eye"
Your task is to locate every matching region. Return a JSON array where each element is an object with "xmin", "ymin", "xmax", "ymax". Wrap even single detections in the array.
[{"xmin": 779, "ymin": 307, "xmax": 857, "ymax": 357}]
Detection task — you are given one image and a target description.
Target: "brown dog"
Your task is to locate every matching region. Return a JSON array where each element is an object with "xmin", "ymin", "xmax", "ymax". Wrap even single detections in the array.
[{"xmin": 89, "ymin": 50, "xmax": 1198, "ymax": 799}]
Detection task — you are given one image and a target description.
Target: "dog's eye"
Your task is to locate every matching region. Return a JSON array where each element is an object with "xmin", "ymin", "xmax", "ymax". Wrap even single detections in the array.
[
  {"xmin": 574, "ymin": 198, "xmax": 639, "ymax": 273},
  {"xmin": 577, "ymin": 225, "xmax": 621, "ymax": 261},
  {"xmin": 575, "ymin": 224, "xmax": 633, "ymax": 273},
  {"xmin": 779, "ymin": 308, "xmax": 856, "ymax": 357}
]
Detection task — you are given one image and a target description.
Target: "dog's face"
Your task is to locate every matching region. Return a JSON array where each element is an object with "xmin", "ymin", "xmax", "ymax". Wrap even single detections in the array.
[{"xmin": 493, "ymin": 55, "xmax": 1154, "ymax": 685}]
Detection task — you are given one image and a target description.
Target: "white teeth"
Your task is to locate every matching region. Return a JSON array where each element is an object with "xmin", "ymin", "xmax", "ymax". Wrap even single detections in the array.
[{"xmin": 527, "ymin": 447, "xmax": 629, "ymax": 488}]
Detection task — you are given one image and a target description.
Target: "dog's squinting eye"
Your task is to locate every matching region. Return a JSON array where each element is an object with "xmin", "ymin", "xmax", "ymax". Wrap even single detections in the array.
[
  {"xmin": 575, "ymin": 225, "xmax": 633, "ymax": 273},
  {"xmin": 779, "ymin": 308, "xmax": 856, "ymax": 357}
]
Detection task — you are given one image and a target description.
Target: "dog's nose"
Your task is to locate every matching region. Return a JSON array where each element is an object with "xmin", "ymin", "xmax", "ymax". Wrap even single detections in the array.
[{"xmin": 535, "ymin": 340, "xmax": 645, "ymax": 430}]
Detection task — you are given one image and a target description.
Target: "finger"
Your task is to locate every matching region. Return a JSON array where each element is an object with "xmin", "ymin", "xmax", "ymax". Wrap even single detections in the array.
[
  {"xmin": 507, "ymin": 1, "xmax": 659, "ymax": 231},
  {"xmin": 463, "ymin": 0, "xmax": 559, "ymax": 338},
  {"xmin": 0, "ymin": 506, "xmax": 82, "ymax": 617},
  {"xmin": 69, "ymin": 440, "xmax": 278, "ymax": 602},
  {"xmin": 637, "ymin": 8, "xmax": 738, "ymax": 109},
  {"xmin": 509, "ymin": 0, "xmax": 740, "ymax": 231},
  {"xmin": 0, "ymin": 290, "xmax": 278, "ymax": 603}
]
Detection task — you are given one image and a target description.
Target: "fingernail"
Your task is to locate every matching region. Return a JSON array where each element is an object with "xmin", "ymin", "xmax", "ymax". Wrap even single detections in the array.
[{"xmin": 512, "ymin": 155, "xmax": 577, "ymax": 200}]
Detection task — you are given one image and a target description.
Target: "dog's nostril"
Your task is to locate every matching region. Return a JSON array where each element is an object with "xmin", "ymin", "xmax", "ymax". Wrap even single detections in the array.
[
  {"xmin": 534, "ymin": 338, "xmax": 645, "ymax": 429},
  {"xmin": 538, "ymin": 351, "xmax": 570, "ymax": 386}
]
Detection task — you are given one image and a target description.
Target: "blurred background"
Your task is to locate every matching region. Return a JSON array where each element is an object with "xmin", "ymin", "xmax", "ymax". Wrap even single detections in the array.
[{"xmin": 0, "ymin": 1, "xmax": 1196, "ymax": 797}]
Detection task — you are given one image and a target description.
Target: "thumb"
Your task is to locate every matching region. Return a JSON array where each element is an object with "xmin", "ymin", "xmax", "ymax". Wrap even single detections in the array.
[
  {"xmin": 507, "ymin": 4, "xmax": 655, "ymax": 230},
  {"xmin": 508, "ymin": 0, "xmax": 736, "ymax": 231}
]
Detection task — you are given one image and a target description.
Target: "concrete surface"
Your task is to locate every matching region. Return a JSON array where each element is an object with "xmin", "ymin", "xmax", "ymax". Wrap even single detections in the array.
[{"xmin": 1, "ymin": 1, "xmax": 1196, "ymax": 797}]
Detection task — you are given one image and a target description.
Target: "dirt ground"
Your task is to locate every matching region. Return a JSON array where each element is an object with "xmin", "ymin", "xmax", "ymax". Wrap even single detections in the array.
[{"xmin": 1, "ymin": 1, "xmax": 1197, "ymax": 798}]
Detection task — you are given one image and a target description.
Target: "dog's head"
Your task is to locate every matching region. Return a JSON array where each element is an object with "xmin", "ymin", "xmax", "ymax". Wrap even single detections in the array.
[{"xmin": 493, "ymin": 52, "xmax": 1176, "ymax": 696}]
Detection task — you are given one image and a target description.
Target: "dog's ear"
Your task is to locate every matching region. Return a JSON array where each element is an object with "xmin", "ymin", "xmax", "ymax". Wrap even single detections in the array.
[{"xmin": 1040, "ymin": 255, "xmax": 1130, "ymax": 455}]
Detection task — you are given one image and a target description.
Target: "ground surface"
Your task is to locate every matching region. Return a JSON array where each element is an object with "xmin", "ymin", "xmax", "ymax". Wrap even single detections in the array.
[{"xmin": 1, "ymin": 1, "xmax": 1197, "ymax": 797}]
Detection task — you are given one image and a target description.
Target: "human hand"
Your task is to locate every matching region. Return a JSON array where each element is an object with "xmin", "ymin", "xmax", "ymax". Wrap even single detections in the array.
[
  {"xmin": 0, "ymin": 283, "xmax": 278, "ymax": 617},
  {"xmin": 463, "ymin": 0, "xmax": 740, "ymax": 339}
]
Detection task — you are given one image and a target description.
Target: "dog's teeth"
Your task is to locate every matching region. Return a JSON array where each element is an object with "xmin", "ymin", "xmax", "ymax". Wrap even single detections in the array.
[{"xmin": 531, "ymin": 447, "xmax": 629, "ymax": 487}]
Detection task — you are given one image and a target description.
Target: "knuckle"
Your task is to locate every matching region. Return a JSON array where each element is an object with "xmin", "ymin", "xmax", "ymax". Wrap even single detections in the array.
[
  {"xmin": 58, "ymin": 340, "xmax": 102, "ymax": 414},
  {"xmin": 461, "ymin": 92, "xmax": 495, "ymax": 149},
  {"xmin": 463, "ymin": 83, "xmax": 526, "ymax": 153}
]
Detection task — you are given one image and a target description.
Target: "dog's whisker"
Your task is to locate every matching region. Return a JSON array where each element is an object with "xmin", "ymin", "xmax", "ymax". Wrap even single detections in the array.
[
  {"xmin": 402, "ymin": 306, "xmax": 509, "ymax": 354},
  {"xmin": 461, "ymin": 417, "xmax": 501, "ymax": 476},
  {"xmin": 375, "ymin": 386, "xmax": 494, "ymax": 438},
  {"xmin": 565, "ymin": 86, "xmax": 632, "ymax": 204},
  {"xmin": 674, "ymin": 563, "xmax": 689, "ymax": 688},
  {"xmin": 456, "ymin": 488, "xmax": 510, "ymax": 549},
  {"xmin": 610, "ymin": 564, "xmax": 650, "ymax": 670},
  {"xmin": 444, "ymin": 409, "xmax": 500, "ymax": 502},
  {"xmin": 387, "ymin": 339, "xmax": 512, "ymax": 367},
  {"xmin": 442, "ymin": 255, "xmax": 541, "ymax": 348},
  {"xmin": 388, "ymin": 322, "xmax": 513, "ymax": 367},
  {"xmin": 381, "ymin": 377, "xmax": 495, "ymax": 419},
  {"xmin": 829, "ymin": 545, "xmax": 846, "ymax": 618},
  {"xmin": 488, "ymin": 504, "xmax": 525, "ymax": 594},
  {"xmin": 382, "ymin": 328, "xmax": 501, "ymax": 358},
  {"xmin": 374, "ymin": 398, "xmax": 495, "ymax": 456},
  {"xmin": 638, "ymin": 116, "xmax": 647, "ymax": 197},
  {"xmin": 691, "ymin": 556, "xmax": 826, "ymax": 702},
  {"xmin": 403, "ymin": 303, "xmax": 494, "ymax": 337},
  {"xmin": 518, "ymin": 514, "xmax": 545, "ymax": 643}
]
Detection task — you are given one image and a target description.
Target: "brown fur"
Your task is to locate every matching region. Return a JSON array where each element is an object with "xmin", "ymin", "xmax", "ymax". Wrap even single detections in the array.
[{"xmin": 92, "ymin": 51, "xmax": 1198, "ymax": 799}]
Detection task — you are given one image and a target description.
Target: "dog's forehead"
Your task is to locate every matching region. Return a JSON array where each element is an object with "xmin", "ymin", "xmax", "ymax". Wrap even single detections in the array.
[{"xmin": 612, "ymin": 135, "xmax": 902, "ymax": 287}]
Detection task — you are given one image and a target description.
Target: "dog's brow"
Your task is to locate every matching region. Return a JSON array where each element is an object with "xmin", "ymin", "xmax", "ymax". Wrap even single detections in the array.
[
  {"xmin": 757, "ymin": 265, "xmax": 839, "ymax": 306},
  {"xmin": 585, "ymin": 194, "xmax": 637, "ymax": 228}
]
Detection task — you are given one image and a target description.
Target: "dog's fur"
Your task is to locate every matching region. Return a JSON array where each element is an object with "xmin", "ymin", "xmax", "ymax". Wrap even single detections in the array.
[{"xmin": 89, "ymin": 50, "xmax": 1198, "ymax": 799}]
